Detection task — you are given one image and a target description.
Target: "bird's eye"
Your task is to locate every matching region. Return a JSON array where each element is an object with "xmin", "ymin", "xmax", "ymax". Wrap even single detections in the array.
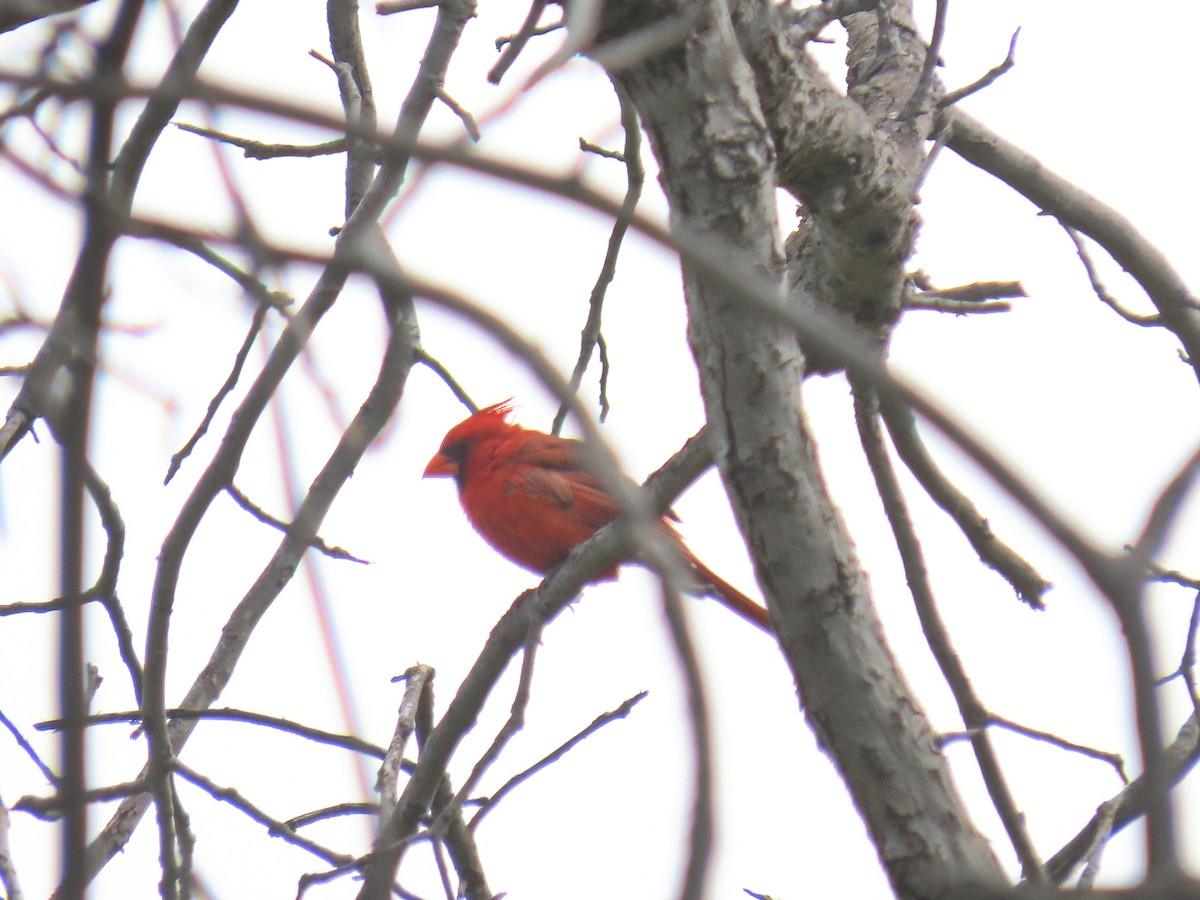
[{"xmin": 441, "ymin": 440, "xmax": 472, "ymax": 465}]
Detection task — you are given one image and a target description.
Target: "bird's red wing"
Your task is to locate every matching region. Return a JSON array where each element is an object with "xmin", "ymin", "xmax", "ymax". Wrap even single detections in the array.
[
  {"xmin": 497, "ymin": 431, "xmax": 618, "ymax": 527},
  {"xmin": 515, "ymin": 463, "xmax": 623, "ymax": 530}
]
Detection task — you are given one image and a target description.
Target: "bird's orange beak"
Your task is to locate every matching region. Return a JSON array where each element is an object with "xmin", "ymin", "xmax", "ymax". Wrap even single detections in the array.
[{"xmin": 423, "ymin": 452, "xmax": 457, "ymax": 479}]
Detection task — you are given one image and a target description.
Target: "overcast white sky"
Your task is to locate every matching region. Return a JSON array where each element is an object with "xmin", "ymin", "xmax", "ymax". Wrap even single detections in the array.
[{"xmin": 1, "ymin": 2, "xmax": 1198, "ymax": 898}]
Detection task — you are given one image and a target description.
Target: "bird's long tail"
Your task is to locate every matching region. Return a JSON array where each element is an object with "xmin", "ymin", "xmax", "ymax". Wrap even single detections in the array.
[{"xmin": 682, "ymin": 549, "xmax": 772, "ymax": 634}]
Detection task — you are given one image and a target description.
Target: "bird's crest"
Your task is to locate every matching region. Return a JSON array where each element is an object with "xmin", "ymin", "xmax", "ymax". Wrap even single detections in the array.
[{"xmin": 441, "ymin": 399, "xmax": 517, "ymax": 446}]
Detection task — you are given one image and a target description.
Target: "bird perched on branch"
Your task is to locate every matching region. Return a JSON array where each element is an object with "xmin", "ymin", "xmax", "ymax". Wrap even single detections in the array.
[{"xmin": 423, "ymin": 402, "xmax": 771, "ymax": 633}]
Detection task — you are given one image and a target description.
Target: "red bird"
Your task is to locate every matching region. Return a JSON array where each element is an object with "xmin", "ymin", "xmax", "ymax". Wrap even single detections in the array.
[{"xmin": 423, "ymin": 402, "xmax": 771, "ymax": 632}]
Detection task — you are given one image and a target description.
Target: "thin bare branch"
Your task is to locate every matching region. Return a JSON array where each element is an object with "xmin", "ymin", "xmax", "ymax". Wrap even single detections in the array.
[
  {"xmin": 79, "ymin": 461, "xmax": 143, "ymax": 701},
  {"xmin": 947, "ymin": 109, "xmax": 1200, "ymax": 386},
  {"xmin": 164, "ymin": 298, "xmax": 271, "ymax": 485},
  {"xmin": 468, "ymin": 690, "xmax": 647, "ymax": 832},
  {"xmin": 123, "ymin": 220, "xmax": 293, "ymax": 311},
  {"xmin": 225, "ymin": 484, "xmax": 369, "ymax": 563},
  {"xmin": 172, "ymin": 762, "xmax": 354, "ymax": 869},
  {"xmin": 939, "ymin": 29, "xmax": 1019, "ymax": 108},
  {"xmin": 903, "ymin": 0, "xmax": 946, "ymax": 120},
  {"xmin": 174, "ymin": 121, "xmax": 347, "ymax": 159},
  {"xmin": 438, "ymin": 626, "xmax": 543, "ymax": 827},
  {"xmin": 905, "ymin": 297, "xmax": 1011, "ymax": 314},
  {"xmin": 15, "ymin": 779, "xmax": 146, "ymax": 820},
  {"xmin": 0, "ymin": 708, "xmax": 58, "ymax": 786},
  {"xmin": 376, "ymin": 0, "xmax": 437, "ymax": 13},
  {"xmin": 910, "ymin": 280, "xmax": 1027, "ymax": 303},
  {"xmin": 285, "ymin": 802, "xmax": 379, "ymax": 830},
  {"xmin": 414, "ymin": 348, "xmax": 477, "ymax": 412},
  {"xmin": 377, "ymin": 665, "xmax": 434, "ymax": 826},
  {"xmin": 488, "ymin": 0, "xmax": 548, "ymax": 84},
  {"xmin": 1148, "ymin": 563, "xmax": 1200, "ymax": 590},
  {"xmin": 1059, "ymin": 223, "xmax": 1161, "ymax": 326},
  {"xmin": 878, "ymin": 397, "xmax": 1050, "ymax": 608},
  {"xmin": 938, "ymin": 715, "xmax": 1128, "ymax": 784},
  {"xmin": 35, "ymin": 707, "xmax": 387, "ymax": 759},
  {"xmin": 1154, "ymin": 593, "xmax": 1200, "ymax": 715},
  {"xmin": 434, "ymin": 87, "xmax": 480, "ymax": 141},
  {"xmin": 854, "ymin": 384, "xmax": 1047, "ymax": 882},
  {"xmin": 553, "ymin": 79, "xmax": 643, "ymax": 434},
  {"xmin": 1046, "ymin": 713, "xmax": 1200, "ymax": 884},
  {"xmin": 323, "ymin": 3, "xmax": 378, "ymax": 218},
  {"xmin": 496, "ymin": 18, "xmax": 563, "ymax": 52}
]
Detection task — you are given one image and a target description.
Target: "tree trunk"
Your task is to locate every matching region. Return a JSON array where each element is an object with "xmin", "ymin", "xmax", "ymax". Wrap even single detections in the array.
[{"xmin": 597, "ymin": 2, "xmax": 1007, "ymax": 896}]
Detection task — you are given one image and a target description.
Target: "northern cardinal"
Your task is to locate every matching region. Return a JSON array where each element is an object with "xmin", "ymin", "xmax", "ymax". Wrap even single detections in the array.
[{"xmin": 423, "ymin": 402, "xmax": 771, "ymax": 632}]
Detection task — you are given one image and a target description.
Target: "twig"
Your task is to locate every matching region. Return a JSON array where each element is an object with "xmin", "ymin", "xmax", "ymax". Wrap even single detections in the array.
[
  {"xmin": 1148, "ymin": 563, "xmax": 1200, "ymax": 590},
  {"xmin": 1076, "ymin": 799, "xmax": 1119, "ymax": 888},
  {"xmin": 905, "ymin": 297, "xmax": 1012, "ymax": 314},
  {"xmin": 939, "ymin": 28, "xmax": 1020, "ymax": 108},
  {"xmin": 910, "ymin": 280, "xmax": 1027, "ymax": 303},
  {"xmin": 0, "ymin": 709, "xmax": 58, "ymax": 786},
  {"xmin": 903, "ymin": 0, "xmax": 946, "ymax": 120},
  {"xmin": 877, "ymin": 397, "xmax": 1050, "ymax": 608},
  {"xmin": 434, "ymin": 87, "xmax": 480, "ymax": 141},
  {"xmin": 172, "ymin": 762, "xmax": 354, "ymax": 868},
  {"xmin": 15, "ymin": 780, "xmax": 146, "ymax": 820},
  {"xmin": 437, "ymin": 626, "xmax": 543, "ymax": 826},
  {"xmin": 164, "ymin": 297, "xmax": 271, "ymax": 485},
  {"xmin": 578, "ymin": 137, "xmax": 624, "ymax": 161},
  {"xmin": 285, "ymin": 802, "xmax": 380, "ymax": 830},
  {"xmin": 553, "ymin": 80, "xmax": 642, "ymax": 434},
  {"xmin": 496, "ymin": 19, "xmax": 563, "ymax": 51},
  {"xmin": 319, "ymin": 4, "xmax": 378, "ymax": 219},
  {"xmin": 1154, "ymin": 592, "xmax": 1200, "ymax": 715},
  {"xmin": 1109, "ymin": 447, "xmax": 1200, "ymax": 874},
  {"xmin": 410, "ymin": 673, "xmax": 492, "ymax": 900},
  {"xmin": 596, "ymin": 334, "xmax": 611, "ymax": 422},
  {"xmin": 124, "ymin": 220, "xmax": 293, "ymax": 312},
  {"xmin": 415, "ymin": 348, "xmax": 477, "ymax": 412},
  {"xmin": 377, "ymin": 666, "xmax": 435, "ymax": 827},
  {"xmin": 376, "ymin": 0, "xmax": 438, "ymax": 13},
  {"xmin": 225, "ymin": 483, "xmax": 370, "ymax": 563},
  {"xmin": 1059, "ymin": 223, "xmax": 1161, "ymax": 326},
  {"xmin": 947, "ymin": 109, "xmax": 1200, "ymax": 385},
  {"xmin": 853, "ymin": 384, "xmax": 1048, "ymax": 882},
  {"xmin": 469, "ymin": 691, "xmax": 647, "ymax": 831},
  {"xmin": 938, "ymin": 714, "xmax": 1127, "ymax": 784},
  {"xmin": 35, "ymin": 708, "xmax": 387, "ymax": 759},
  {"xmin": 170, "ymin": 788, "xmax": 195, "ymax": 899},
  {"xmin": 430, "ymin": 776, "xmax": 490, "ymax": 900},
  {"xmin": 488, "ymin": 0, "xmax": 548, "ymax": 84},
  {"xmin": 174, "ymin": 121, "xmax": 347, "ymax": 160},
  {"xmin": 83, "ymin": 462, "xmax": 144, "ymax": 703},
  {"xmin": 1046, "ymin": 713, "xmax": 1200, "ymax": 884},
  {"xmin": 654, "ymin": 575, "xmax": 714, "ymax": 900}
]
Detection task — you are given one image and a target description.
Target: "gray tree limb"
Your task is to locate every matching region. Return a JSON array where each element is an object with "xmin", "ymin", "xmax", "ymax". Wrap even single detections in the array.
[{"xmin": 596, "ymin": 2, "xmax": 1007, "ymax": 897}]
